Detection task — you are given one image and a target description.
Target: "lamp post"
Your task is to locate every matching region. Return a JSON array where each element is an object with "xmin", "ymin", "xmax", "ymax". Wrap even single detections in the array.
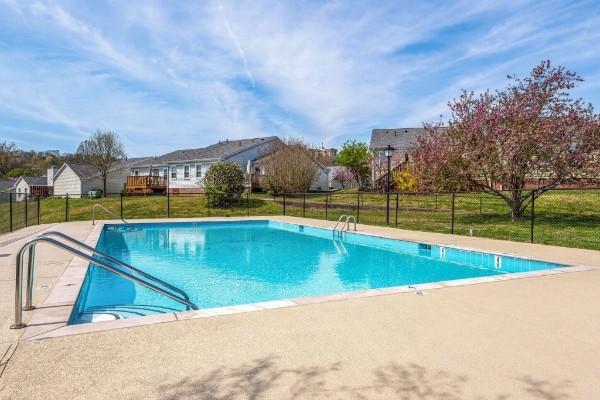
[{"xmin": 384, "ymin": 144, "xmax": 394, "ymax": 224}]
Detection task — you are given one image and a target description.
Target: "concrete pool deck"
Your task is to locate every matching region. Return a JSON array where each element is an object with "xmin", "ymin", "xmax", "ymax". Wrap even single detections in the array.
[{"xmin": 0, "ymin": 217, "xmax": 599, "ymax": 398}]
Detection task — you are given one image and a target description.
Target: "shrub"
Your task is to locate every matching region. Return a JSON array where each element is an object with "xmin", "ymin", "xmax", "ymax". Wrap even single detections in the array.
[
  {"xmin": 262, "ymin": 141, "xmax": 318, "ymax": 193},
  {"xmin": 203, "ymin": 162, "xmax": 245, "ymax": 206},
  {"xmin": 393, "ymin": 169, "xmax": 418, "ymax": 192}
]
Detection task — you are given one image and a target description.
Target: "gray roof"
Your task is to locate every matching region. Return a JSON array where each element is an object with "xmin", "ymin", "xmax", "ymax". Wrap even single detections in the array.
[
  {"xmin": 110, "ymin": 157, "xmax": 152, "ymax": 170},
  {"xmin": 137, "ymin": 136, "xmax": 279, "ymax": 167},
  {"xmin": 369, "ymin": 128, "xmax": 426, "ymax": 150},
  {"xmin": 67, "ymin": 163, "xmax": 100, "ymax": 180},
  {"xmin": 21, "ymin": 176, "xmax": 48, "ymax": 186},
  {"xmin": 59, "ymin": 158, "xmax": 151, "ymax": 181}
]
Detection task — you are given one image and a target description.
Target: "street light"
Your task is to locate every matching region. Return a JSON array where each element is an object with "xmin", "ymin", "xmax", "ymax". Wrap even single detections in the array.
[{"xmin": 384, "ymin": 144, "xmax": 394, "ymax": 224}]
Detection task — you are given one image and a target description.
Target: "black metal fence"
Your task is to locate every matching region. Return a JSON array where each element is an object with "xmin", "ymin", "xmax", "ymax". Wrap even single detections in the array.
[{"xmin": 1, "ymin": 188, "xmax": 599, "ymax": 250}]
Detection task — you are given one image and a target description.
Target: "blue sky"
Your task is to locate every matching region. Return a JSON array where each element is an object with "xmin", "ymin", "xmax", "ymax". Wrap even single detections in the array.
[{"xmin": 0, "ymin": 0, "xmax": 599, "ymax": 157}]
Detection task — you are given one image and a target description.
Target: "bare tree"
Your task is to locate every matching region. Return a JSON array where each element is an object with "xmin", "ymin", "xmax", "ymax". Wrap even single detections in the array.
[
  {"xmin": 261, "ymin": 139, "xmax": 319, "ymax": 193},
  {"xmin": 77, "ymin": 130, "xmax": 126, "ymax": 196},
  {"xmin": 0, "ymin": 141, "xmax": 17, "ymax": 177}
]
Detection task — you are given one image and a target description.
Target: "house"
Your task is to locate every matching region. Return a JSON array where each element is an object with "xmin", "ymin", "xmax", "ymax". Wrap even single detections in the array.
[
  {"xmin": 327, "ymin": 165, "xmax": 357, "ymax": 189},
  {"xmin": 126, "ymin": 137, "xmax": 281, "ymax": 194},
  {"xmin": 13, "ymin": 175, "xmax": 53, "ymax": 201},
  {"xmin": 369, "ymin": 128, "xmax": 426, "ymax": 189},
  {"xmin": 11, "ymin": 168, "xmax": 56, "ymax": 201},
  {"xmin": 53, "ymin": 158, "xmax": 149, "ymax": 197},
  {"xmin": 307, "ymin": 147, "xmax": 337, "ymax": 165}
]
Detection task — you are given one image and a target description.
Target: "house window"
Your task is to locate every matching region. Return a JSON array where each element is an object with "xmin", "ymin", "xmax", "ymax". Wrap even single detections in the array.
[
  {"xmin": 184, "ymin": 165, "xmax": 190, "ymax": 179},
  {"xmin": 163, "ymin": 168, "xmax": 168, "ymax": 179},
  {"xmin": 133, "ymin": 169, "xmax": 139, "ymax": 176},
  {"xmin": 171, "ymin": 166, "xmax": 177, "ymax": 179},
  {"xmin": 152, "ymin": 168, "xmax": 159, "ymax": 176},
  {"xmin": 196, "ymin": 164, "xmax": 202, "ymax": 178}
]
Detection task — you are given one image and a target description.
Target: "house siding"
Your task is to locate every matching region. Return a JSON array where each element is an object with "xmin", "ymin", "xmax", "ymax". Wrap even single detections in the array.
[
  {"xmin": 104, "ymin": 167, "xmax": 129, "ymax": 193},
  {"xmin": 14, "ymin": 179, "xmax": 29, "ymax": 201},
  {"xmin": 311, "ymin": 168, "xmax": 329, "ymax": 191},
  {"xmin": 53, "ymin": 166, "xmax": 83, "ymax": 197},
  {"xmin": 225, "ymin": 141, "xmax": 274, "ymax": 171},
  {"xmin": 80, "ymin": 177, "xmax": 104, "ymax": 195},
  {"xmin": 54, "ymin": 164, "xmax": 131, "ymax": 197}
]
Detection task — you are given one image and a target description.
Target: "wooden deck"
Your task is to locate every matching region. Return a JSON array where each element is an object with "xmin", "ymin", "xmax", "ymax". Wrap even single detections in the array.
[{"xmin": 125, "ymin": 176, "xmax": 167, "ymax": 194}]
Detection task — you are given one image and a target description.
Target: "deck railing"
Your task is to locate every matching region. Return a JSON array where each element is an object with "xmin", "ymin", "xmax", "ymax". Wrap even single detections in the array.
[{"xmin": 126, "ymin": 176, "xmax": 167, "ymax": 189}]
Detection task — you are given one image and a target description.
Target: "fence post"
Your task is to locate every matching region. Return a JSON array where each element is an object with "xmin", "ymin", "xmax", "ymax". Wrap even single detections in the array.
[
  {"xmin": 246, "ymin": 191, "xmax": 250, "ymax": 216},
  {"xmin": 451, "ymin": 192, "xmax": 455, "ymax": 234},
  {"xmin": 65, "ymin": 194, "xmax": 69, "ymax": 222},
  {"xmin": 325, "ymin": 193, "xmax": 328, "ymax": 220},
  {"xmin": 530, "ymin": 190, "xmax": 535, "ymax": 243},
  {"xmin": 24, "ymin": 195, "xmax": 28, "ymax": 227},
  {"xmin": 120, "ymin": 193, "xmax": 124, "ymax": 219},
  {"xmin": 167, "ymin": 190, "xmax": 171, "ymax": 217},
  {"xmin": 479, "ymin": 193, "xmax": 482, "ymax": 215},
  {"xmin": 283, "ymin": 193, "xmax": 286, "ymax": 215},
  {"xmin": 386, "ymin": 191, "xmax": 390, "ymax": 225},
  {"xmin": 9, "ymin": 192, "xmax": 13, "ymax": 232},
  {"xmin": 303, "ymin": 193, "xmax": 306, "ymax": 218},
  {"xmin": 37, "ymin": 195, "xmax": 40, "ymax": 225},
  {"xmin": 356, "ymin": 192, "xmax": 360, "ymax": 223},
  {"xmin": 395, "ymin": 192, "xmax": 399, "ymax": 228}
]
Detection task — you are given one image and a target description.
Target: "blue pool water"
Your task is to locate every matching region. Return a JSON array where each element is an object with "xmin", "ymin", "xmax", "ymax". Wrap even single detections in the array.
[{"xmin": 71, "ymin": 221, "xmax": 564, "ymax": 323}]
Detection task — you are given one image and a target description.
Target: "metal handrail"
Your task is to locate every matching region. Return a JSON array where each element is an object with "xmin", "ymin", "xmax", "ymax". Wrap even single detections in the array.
[
  {"xmin": 23, "ymin": 231, "xmax": 193, "ymax": 310},
  {"xmin": 10, "ymin": 236, "xmax": 198, "ymax": 329},
  {"xmin": 342, "ymin": 215, "xmax": 357, "ymax": 232},
  {"xmin": 92, "ymin": 203, "xmax": 127, "ymax": 225},
  {"xmin": 333, "ymin": 215, "xmax": 348, "ymax": 231},
  {"xmin": 333, "ymin": 215, "xmax": 356, "ymax": 234}
]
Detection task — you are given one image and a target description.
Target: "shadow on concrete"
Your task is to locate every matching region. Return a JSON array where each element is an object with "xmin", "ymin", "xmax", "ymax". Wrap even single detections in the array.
[{"xmin": 158, "ymin": 356, "xmax": 573, "ymax": 400}]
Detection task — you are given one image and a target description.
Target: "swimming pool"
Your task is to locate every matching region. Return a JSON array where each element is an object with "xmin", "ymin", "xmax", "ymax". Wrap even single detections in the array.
[{"xmin": 71, "ymin": 220, "xmax": 565, "ymax": 323}]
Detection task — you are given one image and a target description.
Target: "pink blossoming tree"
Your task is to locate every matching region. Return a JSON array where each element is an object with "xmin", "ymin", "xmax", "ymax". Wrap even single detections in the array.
[{"xmin": 414, "ymin": 61, "xmax": 600, "ymax": 220}]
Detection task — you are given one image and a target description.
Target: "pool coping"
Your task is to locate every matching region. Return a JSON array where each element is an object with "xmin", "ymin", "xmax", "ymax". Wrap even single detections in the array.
[{"xmin": 20, "ymin": 216, "xmax": 599, "ymax": 340}]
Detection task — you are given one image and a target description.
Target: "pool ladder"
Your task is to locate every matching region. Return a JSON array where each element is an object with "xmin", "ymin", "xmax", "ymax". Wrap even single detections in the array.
[
  {"xmin": 333, "ymin": 215, "xmax": 356, "ymax": 236},
  {"xmin": 10, "ymin": 231, "xmax": 198, "ymax": 329},
  {"xmin": 92, "ymin": 203, "xmax": 128, "ymax": 225}
]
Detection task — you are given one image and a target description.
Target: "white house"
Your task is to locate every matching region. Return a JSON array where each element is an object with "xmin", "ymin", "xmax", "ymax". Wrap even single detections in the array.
[
  {"xmin": 53, "ymin": 158, "xmax": 149, "ymax": 197},
  {"xmin": 12, "ymin": 168, "xmax": 57, "ymax": 201},
  {"xmin": 127, "ymin": 137, "xmax": 281, "ymax": 194},
  {"xmin": 327, "ymin": 165, "xmax": 358, "ymax": 190}
]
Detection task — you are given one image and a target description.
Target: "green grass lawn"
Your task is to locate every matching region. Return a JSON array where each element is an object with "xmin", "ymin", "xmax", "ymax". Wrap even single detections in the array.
[
  {"xmin": 1, "ymin": 190, "xmax": 599, "ymax": 250},
  {"xmin": 278, "ymin": 189, "xmax": 600, "ymax": 250}
]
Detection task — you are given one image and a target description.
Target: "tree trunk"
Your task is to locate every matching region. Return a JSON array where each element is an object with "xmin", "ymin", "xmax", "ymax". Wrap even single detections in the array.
[
  {"xmin": 103, "ymin": 176, "xmax": 107, "ymax": 198},
  {"xmin": 355, "ymin": 171, "xmax": 363, "ymax": 189},
  {"xmin": 510, "ymin": 190, "xmax": 524, "ymax": 221}
]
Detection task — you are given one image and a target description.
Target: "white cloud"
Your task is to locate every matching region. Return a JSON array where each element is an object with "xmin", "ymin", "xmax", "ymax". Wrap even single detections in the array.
[{"xmin": 0, "ymin": 0, "xmax": 598, "ymax": 154}]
